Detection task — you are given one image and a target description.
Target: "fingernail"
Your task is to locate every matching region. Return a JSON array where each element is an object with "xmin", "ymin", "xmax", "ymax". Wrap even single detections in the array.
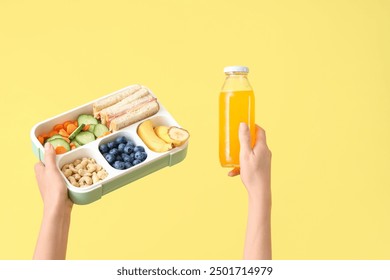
[
  {"xmin": 240, "ymin": 122, "xmax": 248, "ymax": 130},
  {"xmin": 44, "ymin": 142, "xmax": 51, "ymax": 151}
]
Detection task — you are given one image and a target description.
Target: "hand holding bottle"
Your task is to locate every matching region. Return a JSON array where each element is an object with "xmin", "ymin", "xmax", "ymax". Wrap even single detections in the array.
[{"xmin": 229, "ymin": 123, "xmax": 272, "ymax": 260}]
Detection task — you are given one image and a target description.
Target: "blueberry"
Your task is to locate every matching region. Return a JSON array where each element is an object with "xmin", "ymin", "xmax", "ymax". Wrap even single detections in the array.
[
  {"xmin": 135, "ymin": 151, "xmax": 148, "ymax": 161},
  {"xmin": 122, "ymin": 154, "xmax": 131, "ymax": 162},
  {"xmin": 103, "ymin": 153, "xmax": 108, "ymax": 158},
  {"xmin": 129, "ymin": 153, "xmax": 135, "ymax": 161},
  {"xmin": 126, "ymin": 140, "xmax": 135, "ymax": 146},
  {"xmin": 118, "ymin": 143, "xmax": 126, "ymax": 152},
  {"xmin": 107, "ymin": 141, "xmax": 117, "ymax": 149},
  {"xmin": 116, "ymin": 136, "xmax": 127, "ymax": 145},
  {"xmin": 113, "ymin": 161, "xmax": 125, "ymax": 170},
  {"xmin": 124, "ymin": 145, "xmax": 134, "ymax": 154},
  {"xmin": 116, "ymin": 155, "xmax": 123, "ymax": 161},
  {"xmin": 124, "ymin": 162, "xmax": 132, "ymax": 169},
  {"xmin": 134, "ymin": 151, "xmax": 142, "ymax": 160},
  {"xmin": 134, "ymin": 146, "xmax": 145, "ymax": 153},
  {"xmin": 132, "ymin": 159, "xmax": 142, "ymax": 165},
  {"xmin": 140, "ymin": 151, "xmax": 147, "ymax": 161},
  {"xmin": 99, "ymin": 144, "xmax": 109, "ymax": 153},
  {"xmin": 105, "ymin": 153, "xmax": 115, "ymax": 163},
  {"xmin": 109, "ymin": 148, "xmax": 119, "ymax": 156}
]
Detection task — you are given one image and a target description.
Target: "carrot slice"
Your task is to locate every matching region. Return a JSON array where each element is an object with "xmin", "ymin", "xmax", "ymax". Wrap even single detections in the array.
[
  {"xmin": 38, "ymin": 136, "xmax": 45, "ymax": 144},
  {"xmin": 41, "ymin": 133, "xmax": 50, "ymax": 140},
  {"xmin": 74, "ymin": 120, "xmax": 78, "ymax": 127},
  {"xmin": 63, "ymin": 121, "xmax": 73, "ymax": 130},
  {"xmin": 58, "ymin": 129, "xmax": 70, "ymax": 137},
  {"xmin": 49, "ymin": 130, "xmax": 58, "ymax": 137},
  {"xmin": 71, "ymin": 146, "xmax": 76, "ymax": 150},
  {"xmin": 55, "ymin": 146, "xmax": 67, "ymax": 154},
  {"xmin": 53, "ymin": 124, "xmax": 64, "ymax": 131},
  {"xmin": 66, "ymin": 124, "xmax": 77, "ymax": 134},
  {"xmin": 97, "ymin": 131, "xmax": 111, "ymax": 138},
  {"xmin": 83, "ymin": 124, "xmax": 90, "ymax": 131},
  {"xmin": 61, "ymin": 136, "xmax": 71, "ymax": 143}
]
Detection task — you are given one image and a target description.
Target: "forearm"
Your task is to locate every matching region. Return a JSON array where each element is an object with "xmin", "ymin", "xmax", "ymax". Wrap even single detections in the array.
[
  {"xmin": 33, "ymin": 206, "xmax": 72, "ymax": 260},
  {"xmin": 244, "ymin": 183, "xmax": 272, "ymax": 260}
]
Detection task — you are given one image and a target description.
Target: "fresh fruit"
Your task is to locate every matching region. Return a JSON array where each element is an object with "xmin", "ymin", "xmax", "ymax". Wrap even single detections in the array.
[
  {"xmin": 99, "ymin": 136, "xmax": 147, "ymax": 169},
  {"xmin": 113, "ymin": 161, "xmax": 125, "ymax": 170},
  {"xmin": 116, "ymin": 136, "xmax": 127, "ymax": 145},
  {"xmin": 107, "ymin": 141, "xmax": 117, "ymax": 149},
  {"xmin": 154, "ymin": 126, "xmax": 175, "ymax": 144},
  {"xmin": 105, "ymin": 153, "xmax": 115, "ymax": 163},
  {"xmin": 168, "ymin": 127, "xmax": 190, "ymax": 147},
  {"xmin": 99, "ymin": 143, "xmax": 109, "ymax": 153},
  {"xmin": 109, "ymin": 148, "xmax": 119, "ymax": 156},
  {"xmin": 118, "ymin": 143, "xmax": 126, "ymax": 152},
  {"xmin": 137, "ymin": 120, "xmax": 172, "ymax": 152},
  {"xmin": 134, "ymin": 146, "xmax": 145, "ymax": 153}
]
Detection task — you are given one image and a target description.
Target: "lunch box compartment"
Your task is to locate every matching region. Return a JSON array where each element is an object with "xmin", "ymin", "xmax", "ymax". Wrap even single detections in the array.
[{"xmin": 30, "ymin": 85, "xmax": 189, "ymax": 205}]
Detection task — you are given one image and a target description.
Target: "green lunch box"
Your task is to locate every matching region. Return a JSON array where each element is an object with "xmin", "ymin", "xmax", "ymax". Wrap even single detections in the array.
[{"xmin": 30, "ymin": 85, "xmax": 188, "ymax": 205}]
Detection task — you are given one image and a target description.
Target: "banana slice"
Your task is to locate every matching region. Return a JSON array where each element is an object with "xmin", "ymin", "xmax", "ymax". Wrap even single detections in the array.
[
  {"xmin": 168, "ymin": 127, "xmax": 190, "ymax": 147},
  {"xmin": 138, "ymin": 120, "xmax": 172, "ymax": 152},
  {"xmin": 154, "ymin": 126, "xmax": 175, "ymax": 144}
]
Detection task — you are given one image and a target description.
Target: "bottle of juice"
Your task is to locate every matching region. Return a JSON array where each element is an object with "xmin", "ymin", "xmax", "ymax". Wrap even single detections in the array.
[{"xmin": 219, "ymin": 66, "xmax": 255, "ymax": 167}]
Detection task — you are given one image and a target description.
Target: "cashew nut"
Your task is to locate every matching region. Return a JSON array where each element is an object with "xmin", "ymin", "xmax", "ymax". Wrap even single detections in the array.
[
  {"xmin": 97, "ymin": 170, "xmax": 108, "ymax": 180},
  {"xmin": 61, "ymin": 164, "xmax": 70, "ymax": 173},
  {"xmin": 62, "ymin": 157, "xmax": 108, "ymax": 188},
  {"xmin": 92, "ymin": 172, "xmax": 99, "ymax": 184},
  {"xmin": 68, "ymin": 164, "xmax": 78, "ymax": 173},
  {"xmin": 67, "ymin": 176, "xmax": 79, "ymax": 187},
  {"xmin": 86, "ymin": 163, "xmax": 96, "ymax": 173},
  {"xmin": 63, "ymin": 169, "xmax": 73, "ymax": 178},
  {"xmin": 81, "ymin": 158, "xmax": 89, "ymax": 167},
  {"xmin": 78, "ymin": 169, "xmax": 92, "ymax": 176},
  {"xmin": 79, "ymin": 176, "xmax": 93, "ymax": 185}
]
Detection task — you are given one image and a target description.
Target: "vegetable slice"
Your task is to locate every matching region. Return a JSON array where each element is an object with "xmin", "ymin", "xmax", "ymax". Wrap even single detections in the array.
[
  {"xmin": 93, "ymin": 124, "xmax": 109, "ymax": 138},
  {"xmin": 77, "ymin": 114, "xmax": 98, "ymax": 126},
  {"xmin": 75, "ymin": 131, "xmax": 95, "ymax": 145}
]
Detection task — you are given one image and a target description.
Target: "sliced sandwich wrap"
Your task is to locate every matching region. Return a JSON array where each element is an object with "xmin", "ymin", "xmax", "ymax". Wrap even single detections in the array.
[
  {"xmin": 109, "ymin": 100, "xmax": 159, "ymax": 132},
  {"xmin": 100, "ymin": 88, "xmax": 150, "ymax": 125},
  {"xmin": 93, "ymin": 84, "xmax": 141, "ymax": 118}
]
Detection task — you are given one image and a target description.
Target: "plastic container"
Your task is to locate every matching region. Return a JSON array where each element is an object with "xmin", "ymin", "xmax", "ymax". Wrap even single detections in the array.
[
  {"xmin": 219, "ymin": 66, "xmax": 255, "ymax": 167},
  {"xmin": 30, "ymin": 85, "xmax": 188, "ymax": 205}
]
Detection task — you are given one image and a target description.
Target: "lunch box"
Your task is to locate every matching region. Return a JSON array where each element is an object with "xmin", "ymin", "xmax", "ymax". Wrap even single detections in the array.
[{"xmin": 30, "ymin": 85, "xmax": 189, "ymax": 205}]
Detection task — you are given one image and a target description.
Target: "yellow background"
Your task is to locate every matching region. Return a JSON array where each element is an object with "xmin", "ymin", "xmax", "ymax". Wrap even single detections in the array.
[{"xmin": 0, "ymin": 0, "xmax": 389, "ymax": 259}]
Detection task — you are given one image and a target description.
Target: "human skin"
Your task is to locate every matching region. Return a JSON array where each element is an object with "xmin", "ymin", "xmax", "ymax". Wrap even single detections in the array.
[
  {"xmin": 33, "ymin": 142, "xmax": 73, "ymax": 260},
  {"xmin": 229, "ymin": 123, "xmax": 272, "ymax": 260}
]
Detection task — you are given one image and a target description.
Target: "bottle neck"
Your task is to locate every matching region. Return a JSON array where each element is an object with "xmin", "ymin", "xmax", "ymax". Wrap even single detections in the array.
[{"xmin": 222, "ymin": 73, "xmax": 252, "ymax": 92}]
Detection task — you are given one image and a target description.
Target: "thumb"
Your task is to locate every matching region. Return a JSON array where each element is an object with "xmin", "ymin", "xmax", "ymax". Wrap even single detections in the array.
[
  {"xmin": 44, "ymin": 142, "xmax": 57, "ymax": 169},
  {"xmin": 239, "ymin": 122, "xmax": 252, "ymax": 156}
]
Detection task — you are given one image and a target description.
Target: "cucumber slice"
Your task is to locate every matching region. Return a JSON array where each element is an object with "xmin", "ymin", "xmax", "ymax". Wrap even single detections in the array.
[
  {"xmin": 47, "ymin": 138, "xmax": 71, "ymax": 151},
  {"xmin": 70, "ymin": 140, "xmax": 81, "ymax": 148},
  {"xmin": 75, "ymin": 131, "xmax": 95, "ymax": 145},
  {"xmin": 93, "ymin": 124, "xmax": 109, "ymax": 138},
  {"xmin": 46, "ymin": 134, "xmax": 63, "ymax": 142},
  {"xmin": 77, "ymin": 114, "xmax": 98, "ymax": 126},
  {"xmin": 88, "ymin": 124, "xmax": 96, "ymax": 133},
  {"xmin": 69, "ymin": 124, "xmax": 85, "ymax": 140}
]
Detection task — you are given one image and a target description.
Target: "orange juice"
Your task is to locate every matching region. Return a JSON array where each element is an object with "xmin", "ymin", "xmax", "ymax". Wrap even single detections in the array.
[{"xmin": 219, "ymin": 66, "xmax": 255, "ymax": 167}]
